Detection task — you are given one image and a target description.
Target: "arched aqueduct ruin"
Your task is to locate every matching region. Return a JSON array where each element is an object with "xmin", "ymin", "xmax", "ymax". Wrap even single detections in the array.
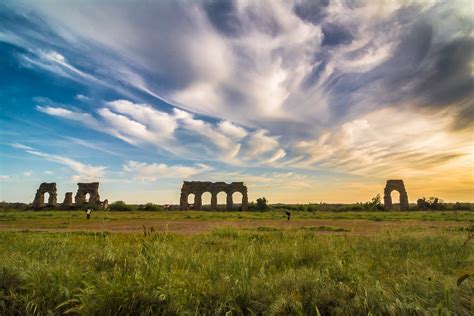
[
  {"xmin": 180, "ymin": 181, "xmax": 248, "ymax": 211},
  {"xmin": 32, "ymin": 182, "xmax": 103, "ymax": 209},
  {"xmin": 32, "ymin": 179, "xmax": 410, "ymax": 211},
  {"xmin": 384, "ymin": 179, "xmax": 409, "ymax": 211}
]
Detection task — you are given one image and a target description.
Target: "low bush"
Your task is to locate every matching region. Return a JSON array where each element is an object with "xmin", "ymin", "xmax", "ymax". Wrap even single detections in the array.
[{"xmin": 108, "ymin": 201, "xmax": 135, "ymax": 212}]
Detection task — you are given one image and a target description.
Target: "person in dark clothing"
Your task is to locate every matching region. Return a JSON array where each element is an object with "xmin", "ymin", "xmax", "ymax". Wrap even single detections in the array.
[
  {"xmin": 285, "ymin": 211, "xmax": 291, "ymax": 221},
  {"xmin": 86, "ymin": 209, "xmax": 91, "ymax": 220}
]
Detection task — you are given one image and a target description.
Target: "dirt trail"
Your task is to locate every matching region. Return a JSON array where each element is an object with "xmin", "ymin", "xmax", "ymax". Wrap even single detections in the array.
[{"xmin": 0, "ymin": 219, "xmax": 469, "ymax": 235}]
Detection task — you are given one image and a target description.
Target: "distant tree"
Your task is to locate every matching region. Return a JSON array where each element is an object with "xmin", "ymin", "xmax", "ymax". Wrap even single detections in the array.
[
  {"xmin": 366, "ymin": 194, "xmax": 383, "ymax": 211},
  {"xmin": 416, "ymin": 197, "xmax": 446, "ymax": 210},
  {"xmin": 256, "ymin": 197, "xmax": 268, "ymax": 210},
  {"xmin": 109, "ymin": 201, "xmax": 134, "ymax": 212}
]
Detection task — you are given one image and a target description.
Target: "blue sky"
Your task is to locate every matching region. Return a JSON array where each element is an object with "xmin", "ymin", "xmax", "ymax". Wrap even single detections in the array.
[{"xmin": 0, "ymin": 0, "xmax": 473, "ymax": 204}]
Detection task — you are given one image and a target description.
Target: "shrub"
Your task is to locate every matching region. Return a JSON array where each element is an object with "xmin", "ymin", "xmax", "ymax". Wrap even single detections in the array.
[
  {"xmin": 108, "ymin": 201, "xmax": 134, "ymax": 212},
  {"xmin": 365, "ymin": 194, "xmax": 384, "ymax": 211},
  {"xmin": 416, "ymin": 197, "xmax": 447, "ymax": 210},
  {"xmin": 256, "ymin": 197, "xmax": 269, "ymax": 210},
  {"xmin": 139, "ymin": 203, "xmax": 164, "ymax": 212}
]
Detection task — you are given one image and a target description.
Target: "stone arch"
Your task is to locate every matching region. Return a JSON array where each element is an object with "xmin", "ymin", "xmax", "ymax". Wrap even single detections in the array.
[
  {"xmin": 216, "ymin": 191, "xmax": 227, "ymax": 210},
  {"xmin": 232, "ymin": 191, "xmax": 243, "ymax": 210},
  {"xmin": 32, "ymin": 182, "xmax": 57, "ymax": 209},
  {"xmin": 75, "ymin": 182, "xmax": 100, "ymax": 206},
  {"xmin": 187, "ymin": 193, "xmax": 196, "ymax": 209},
  {"xmin": 384, "ymin": 180, "xmax": 409, "ymax": 211},
  {"xmin": 43, "ymin": 192, "xmax": 50, "ymax": 205},
  {"xmin": 201, "ymin": 192, "xmax": 212, "ymax": 210}
]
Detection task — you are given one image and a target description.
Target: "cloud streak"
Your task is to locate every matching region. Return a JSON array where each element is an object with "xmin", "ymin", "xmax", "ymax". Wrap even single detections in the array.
[{"xmin": 11, "ymin": 143, "xmax": 106, "ymax": 182}]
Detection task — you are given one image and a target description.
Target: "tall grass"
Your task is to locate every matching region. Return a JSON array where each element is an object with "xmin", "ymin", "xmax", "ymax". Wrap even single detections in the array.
[
  {"xmin": 0, "ymin": 228, "xmax": 472, "ymax": 315},
  {"xmin": 1, "ymin": 210, "xmax": 473, "ymax": 223}
]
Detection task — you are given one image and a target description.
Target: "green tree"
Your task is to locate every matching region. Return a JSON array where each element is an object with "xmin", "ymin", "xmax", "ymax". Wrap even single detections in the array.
[{"xmin": 256, "ymin": 197, "xmax": 268, "ymax": 210}]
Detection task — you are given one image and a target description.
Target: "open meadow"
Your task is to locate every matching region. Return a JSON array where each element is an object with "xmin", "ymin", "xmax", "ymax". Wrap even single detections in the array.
[{"xmin": 0, "ymin": 210, "xmax": 473, "ymax": 315}]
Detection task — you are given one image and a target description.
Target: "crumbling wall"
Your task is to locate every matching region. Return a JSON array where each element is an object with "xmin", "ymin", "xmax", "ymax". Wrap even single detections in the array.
[
  {"xmin": 75, "ymin": 182, "xmax": 101, "ymax": 206},
  {"xmin": 32, "ymin": 183, "xmax": 57, "ymax": 209},
  {"xmin": 384, "ymin": 180, "xmax": 409, "ymax": 211},
  {"xmin": 62, "ymin": 192, "xmax": 73, "ymax": 207},
  {"xmin": 180, "ymin": 181, "xmax": 248, "ymax": 211}
]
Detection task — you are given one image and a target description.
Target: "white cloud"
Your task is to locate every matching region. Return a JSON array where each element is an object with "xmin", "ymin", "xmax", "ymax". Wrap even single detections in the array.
[
  {"xmin": 245, "ymin": 129, "xmax": 280, "ymax": 157},
  {"xmin": 0, "ymin": 175, "xmax": 10, "ymax": 180},
  {"xmin": 123, "ymin": 160, "xmax": 211, "ymax": 181},
  {"xmin": 12, "ymin": 143, "xmax": 106, "ymax": 181},
  {"xmin": 266, "ymin": 148, "xmax": 287, "ymax": 164},
  {"xmin": 75, "ymin": 94, "xmax": 90, "ymax": 101},
  {"xmin": 218, "ymin": 120, "xmax": 248, "ymax": 140},
  {"xmin": 107, "ymin": 100, "xmax": 177, "ymax": 139},
  {"xmin": 36, "ymin": 100, "xmax": 289, "ymax": 166},
  {"xmin": 36, "ymin": 106, "xmax": 103, "ymax": 130},
  {"xmin": 23, "ymin": 171, "xmax": 33, "ymax": 177},
  {"xmin": 173, "ymin": 108, "xmax": 243, "ymax": 161},
  {"xmin": 293, "ymin": 107, "xmax": 473, "ymax": 178}
]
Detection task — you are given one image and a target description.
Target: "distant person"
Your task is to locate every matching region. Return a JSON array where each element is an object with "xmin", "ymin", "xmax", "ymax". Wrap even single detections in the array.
[
  {"xmin": 285, "ymin": 211, "xmax": 291, "ymax": 221},
  {"xmin": 86, "ymin": 209, "xmax": 91, "ymax": 220}
]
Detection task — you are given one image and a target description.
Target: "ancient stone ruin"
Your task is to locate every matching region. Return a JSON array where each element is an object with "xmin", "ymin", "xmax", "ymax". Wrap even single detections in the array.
[
  {"xmin": 62, "ymin": 192, "xmax": 73, "ymax": 207},
  {"xmin": 180, "ymin": 181, "xmax": 248, "ymax": 211},
  {"xmin": 32, "ymin": 182, "xmax": 58, "ymax": 209},
  {"xmin": 384, "ymin": 179, "xmax": 409, "ymax": 211},
  {"xmin": 32, "ymin": 182, "xmax": 103, "ymax": 209},
  {"xmin": 75, "ymin": 182, "xmax": 101, "ymax": 206}
]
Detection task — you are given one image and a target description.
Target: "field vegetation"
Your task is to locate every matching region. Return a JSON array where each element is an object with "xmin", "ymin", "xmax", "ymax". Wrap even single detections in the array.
[
  {"xmin": 0, "ymin": 209, "xmax": 472, "ymax": 314},
  {"xmin": 0, "ymin": 226, "xmax": 472, "ymax": 315}
]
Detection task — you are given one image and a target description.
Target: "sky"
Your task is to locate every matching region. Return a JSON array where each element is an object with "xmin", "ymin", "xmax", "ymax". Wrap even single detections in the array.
[{"xmin": 0, "ymin": 0, "xmax": 473, "ymax": 204}]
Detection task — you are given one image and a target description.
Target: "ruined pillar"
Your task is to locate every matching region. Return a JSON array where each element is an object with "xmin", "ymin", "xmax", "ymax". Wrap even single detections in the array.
[
  {"xmin": 384, "ymin": 180, "xmax": 409, "ymax": 211},
  {"xmin": 211, "ymin": 193, "xmax": 217, "ymax": 210},
  {"xmin": 62, "ymin": 192, "xmax": 73, "ymax": 207},
  {"xmin": 242, "ymin": 190, "xmax": 248, "ymax": 211},
  {"xmin": 194, "ymin": 193, "xmax": 202, "ymax": 210},
  {"xmin": 32, "ymin": 183, "xmax": 57, "ymax": 209},
  {"xmin": 226, "ymin": 193, "xmax": 233, "ymax": 211},
  {"xmin": 180, "ymin": 192, "xmax": 189, "ymax": 210}
]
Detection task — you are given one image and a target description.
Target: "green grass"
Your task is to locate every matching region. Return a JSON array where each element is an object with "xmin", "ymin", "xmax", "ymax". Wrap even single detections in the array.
[
  {"xmin": 1, "ymin": 209, "xmax": 473, "ymax": 223},
  {"xmin": 0, "ymin": 228, "xmax": 472, "ymax": 315}
]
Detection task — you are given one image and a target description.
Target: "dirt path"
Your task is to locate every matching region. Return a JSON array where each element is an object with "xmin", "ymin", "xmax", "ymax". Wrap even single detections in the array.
[{"xmin": 0, "ymin": 218, "xmax": 470, "ymax": 235}]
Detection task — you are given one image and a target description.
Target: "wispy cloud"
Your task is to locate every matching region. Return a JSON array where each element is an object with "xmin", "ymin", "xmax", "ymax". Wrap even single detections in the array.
[
  {"xmin": 36, "ymin": 100, "xmax": 287, "ymax": 166},
  {"xmin": 12, "ymin": 143, "xmax": 106, "ymax": 182},
  {"xmin": 1, "ymin": 1, "xmax": 473, "ymax": 202},
  {"xmin": 123, "ymin": 161, "xmax": 211, "ymax": 182},
  {"xmin": 293, "ymin": 106, "xmax": 473, "ymax": 178}
]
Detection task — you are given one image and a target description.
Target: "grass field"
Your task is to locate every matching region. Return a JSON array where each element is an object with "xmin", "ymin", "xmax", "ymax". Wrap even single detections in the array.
[{"xmin": 0, "ymin": 210, "xmax": 473, "ymax": 314}]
